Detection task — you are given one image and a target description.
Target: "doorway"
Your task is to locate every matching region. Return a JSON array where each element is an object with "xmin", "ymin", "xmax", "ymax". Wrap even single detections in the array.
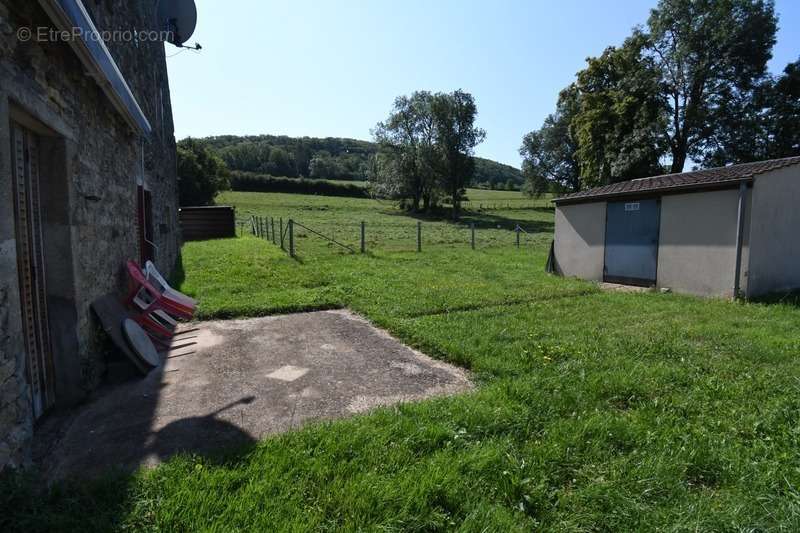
[
  {"xmin": 603, "ymin": 199, "xmax": 661, "ymax": 286},
  {"xmin": 137, "ymin": 185, "xmax": 155, "ymax": 264},
  {"xmin": 10, "ymin": 121, "xmax": 55, "ymax": 418}
]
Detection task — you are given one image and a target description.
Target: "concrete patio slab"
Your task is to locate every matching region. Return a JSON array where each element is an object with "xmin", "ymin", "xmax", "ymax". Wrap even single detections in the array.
[{"xmin": 36, "ymin": 310, "xmax": 472, "ymax": 480}]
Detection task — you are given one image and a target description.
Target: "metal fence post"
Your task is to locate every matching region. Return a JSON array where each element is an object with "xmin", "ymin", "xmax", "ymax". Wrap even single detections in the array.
[
  {"xmin": 471, "ymin": 223, "xmax": 475, "ymax": 250},
  {"xmin": 280, "ymin": 217, "xmax": 284, "ymax": 250},
  {"xmin": 417, "ymin": 221, "xmax": 422, "ymax": 252},
  {"xmin": 516, "ymin": 225, "xmax": 520, "ymax": 248},
  {"xmin": 360, "ymin": 221, "xmax": 365, "ymax": 253},
  {"xmin": 288, "ymin": 219, "xmax": 295, "ymax": 257}
]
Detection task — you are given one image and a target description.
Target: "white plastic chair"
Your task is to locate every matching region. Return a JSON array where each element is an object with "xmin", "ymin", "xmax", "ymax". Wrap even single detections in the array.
[{"xmin": 145, "ymin": 260, "xmax": 197, "ymax": 309}]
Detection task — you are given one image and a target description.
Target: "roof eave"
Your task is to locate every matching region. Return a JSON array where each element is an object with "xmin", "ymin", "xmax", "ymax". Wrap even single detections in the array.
[
  {"xmin": 38, "ymin": 0, "xmax": 152, "ymax": 136},
  {"xmin": 552, "ymin": 177, "xmax": 753, "ymax": 206}
]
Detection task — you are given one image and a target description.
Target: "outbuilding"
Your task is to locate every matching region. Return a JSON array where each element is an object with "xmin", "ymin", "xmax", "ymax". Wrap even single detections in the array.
[{"xmin": 552, "ymin": 156, "xmax": 800, "ymax": 298}]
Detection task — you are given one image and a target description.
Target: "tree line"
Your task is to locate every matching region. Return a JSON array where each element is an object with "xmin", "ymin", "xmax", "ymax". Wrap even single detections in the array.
[
  {"xmin": 521, "ymin": 0, "xmax": 800, "ymax": 195},
  {"xmin": 370, "ymin": 90, "xmax": 486, "ymax": 219},
  {"xmin": 177, "ymin": 118, "xmax": 515, "ymax": 207},
  {"xmin": 199, "ymin": 135, "xmax": 374, "ymax": 181},
  {"xmin": 192, "ymin": 133, "xmax": 521, "ymax": 190}
]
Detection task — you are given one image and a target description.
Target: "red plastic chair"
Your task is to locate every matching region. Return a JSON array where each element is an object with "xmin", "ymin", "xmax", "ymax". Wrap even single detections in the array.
[{"xmin": 125, "ymin": 260, "xmax": 193, "ymax": 340}]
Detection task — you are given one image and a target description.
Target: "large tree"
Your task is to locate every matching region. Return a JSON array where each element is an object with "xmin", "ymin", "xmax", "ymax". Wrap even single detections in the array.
[
  {"xmin": 430, "ymin": 90, "xmax": 486, "ymax": 220},
  {"xmin": 764, "ymin": 59, "xmax": 800, "ymax": 158},
  {"xmin": 372, "ymin": 90, "xmax": 485, "ymax": 217},
  {"xmin": 519, "ymin": 85, "xmax": 581, "ymax": 196},
  {"xmin": 372, "ymin": 91, "xmax": 437, "ymax": 211},
  {"xmin": 177, "ymin": 139, "xmax": 230, "ymax": 206},
  {"xmin": 520, "ymin": 0, "xmax": 779, "ymax": 191},
  {"xmin": 646, "ymin": 0, "xmax": 777, "ymax": 172},
  {"xmin": 701, "ymin": 58, "xmax": 800, "ymax": 166},
  {"xmin": 572, "ymin": 34, "xmax": 667, "ymax": 184}
]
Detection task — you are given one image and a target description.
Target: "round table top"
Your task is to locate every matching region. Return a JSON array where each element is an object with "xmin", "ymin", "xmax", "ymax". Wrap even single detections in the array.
[{"xmin": 122, "ymin": 319, "xmax": 160, "ymax": 369}]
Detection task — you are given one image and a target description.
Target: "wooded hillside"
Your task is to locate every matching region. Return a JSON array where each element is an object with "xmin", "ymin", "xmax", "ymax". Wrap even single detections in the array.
[{"xmin": 196, "ymin": 134, "xmax": 523, "ymax": 189}]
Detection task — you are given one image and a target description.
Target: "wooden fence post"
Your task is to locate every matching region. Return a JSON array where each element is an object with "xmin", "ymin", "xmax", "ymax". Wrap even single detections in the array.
[
  {"xmin": 360, "ymin": 221, "xmax": 365, "ymax": 253},
  {"xmin": 280, "ymin": 217, "xmax": 284, "ymax": 250},
  {"xmin": 271, "ymin": 217, "xmax": 276, "ymax": 244},
  {"xmin": 471, "ymin": 223, "xmax": 475, "ymax": 250},
  {"xmin": 417, "ymin": 221, "xmax": 422, "ymax": 252},
  {"xmin": 288, "ymin": 219, "xmax": 295, "ymax": 257},
  {"xmin": 516, "ymin": 225, "xmax": 520, "ymax": 248}
]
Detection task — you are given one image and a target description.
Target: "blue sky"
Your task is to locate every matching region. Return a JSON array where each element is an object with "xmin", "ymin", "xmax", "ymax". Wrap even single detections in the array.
[{"xmin": 167, "ymin": 0, "xmax": 800, "ymax": 168}]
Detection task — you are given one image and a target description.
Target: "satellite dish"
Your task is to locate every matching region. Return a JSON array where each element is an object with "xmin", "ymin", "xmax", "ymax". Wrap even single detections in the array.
[{"xmin": 156, "ymin": 0, "xmax": 198, "ymax": 47}]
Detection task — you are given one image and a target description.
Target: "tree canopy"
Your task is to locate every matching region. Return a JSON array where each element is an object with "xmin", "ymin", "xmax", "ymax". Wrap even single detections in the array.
[
  {"xmin": 177, "ymin": 138, "xmax": 230, "ymax": 206},
  {"xmin": 371, "ymin": 90, "xmax": 485, "ymax": 219},
  {"xmin": 188, "ymin": 134, "xmax": 519, "ymax": 190},
  {"xmin": 520, "ymin": 86, "xmax": 582, "ymax": 195},
  {"xmin": 521, "ymin": 0, "xmax": 796, "ymax": 195}
]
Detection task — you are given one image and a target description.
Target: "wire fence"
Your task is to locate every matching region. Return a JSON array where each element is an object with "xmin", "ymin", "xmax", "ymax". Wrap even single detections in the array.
[
  {"xmin": 241, "ymin": 214, "xmax": 549, "ymax": 258},
  {"xmin": 460, "ymin": 197, "xmax": 553, "ymax": 211}
]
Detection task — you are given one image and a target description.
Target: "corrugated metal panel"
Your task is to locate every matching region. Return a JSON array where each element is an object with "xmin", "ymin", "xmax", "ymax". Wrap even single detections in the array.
[{"xmin": 179, "ymin": 207, "xmax": 236, "ymax": 241}]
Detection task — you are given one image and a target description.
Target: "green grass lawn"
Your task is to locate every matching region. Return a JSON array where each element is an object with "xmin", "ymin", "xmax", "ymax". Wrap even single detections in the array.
[
  {"xmin": 6, "ymin": 192, "xmax": 800, "ymax": 531},
  {"xmin": 225, "ymin": 190, "xmax": 554, "ymax": 254}
]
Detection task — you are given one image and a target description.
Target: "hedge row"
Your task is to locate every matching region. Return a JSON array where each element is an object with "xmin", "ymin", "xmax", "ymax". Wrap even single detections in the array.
[{"xmin": 229, "ymin": 172, "xmax": 369, "ymax": 198}]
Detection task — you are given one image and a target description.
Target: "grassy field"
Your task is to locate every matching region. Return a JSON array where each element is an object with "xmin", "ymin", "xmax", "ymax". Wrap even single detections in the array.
[
  {"xmin": 6, "ymin": 192, "xmax": 800, "ymax": 531},
  {"xmin": 226, "ymin": 190, "xmax": 553, "ymax": 255}
]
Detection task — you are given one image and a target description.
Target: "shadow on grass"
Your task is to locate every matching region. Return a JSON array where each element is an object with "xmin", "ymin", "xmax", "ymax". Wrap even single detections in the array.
[
  {"xmin": 750, "ymin": 289, "xmax": 800, "ymax": 308},
  {"xmin": 3, "ymin": 396, "xmax": 264, "ymax": 531},
  {"xmin": 0, "ymin": 466, "xmax": 136, "ymax": 532},
  {"xmin": 460, "ymin": 211, "xmax": 554, "ymax": 234},
  {"xmin": 170, "ymin": 251, "xmax": 186, "ymax": 289},
  {"xmin": 195, "ymin": 301, "xmax": 344, "ymax": 321},
  {"xmin": 380, "ymin": 207, "xmax": 554, "ymax": 234},
  {"xmin": 466, "ymin": 205, "xmax": 555, "ymax": 214}
]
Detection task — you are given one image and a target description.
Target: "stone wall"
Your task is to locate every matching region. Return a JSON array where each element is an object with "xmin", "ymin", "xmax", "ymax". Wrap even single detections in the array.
[{"xmin": 0, "ymin": 0, "xmax": 178, "ymax": 470}]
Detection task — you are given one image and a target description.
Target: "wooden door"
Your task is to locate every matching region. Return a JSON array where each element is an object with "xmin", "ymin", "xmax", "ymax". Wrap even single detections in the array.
[{"xmin": 11, "ymin": 122, "xmax": 55, "ymax": 418}]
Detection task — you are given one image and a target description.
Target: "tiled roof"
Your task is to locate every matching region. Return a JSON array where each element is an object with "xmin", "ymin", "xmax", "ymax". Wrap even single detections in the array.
[{"xmin": 553, "ymin": 156, "xmax": 800, "ymax": 204}]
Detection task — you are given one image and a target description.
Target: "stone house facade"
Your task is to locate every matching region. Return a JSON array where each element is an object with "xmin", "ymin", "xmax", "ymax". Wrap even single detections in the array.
[{"xmin": 0, "ymin": 0, "xmax": 180, "ymax": 470}]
